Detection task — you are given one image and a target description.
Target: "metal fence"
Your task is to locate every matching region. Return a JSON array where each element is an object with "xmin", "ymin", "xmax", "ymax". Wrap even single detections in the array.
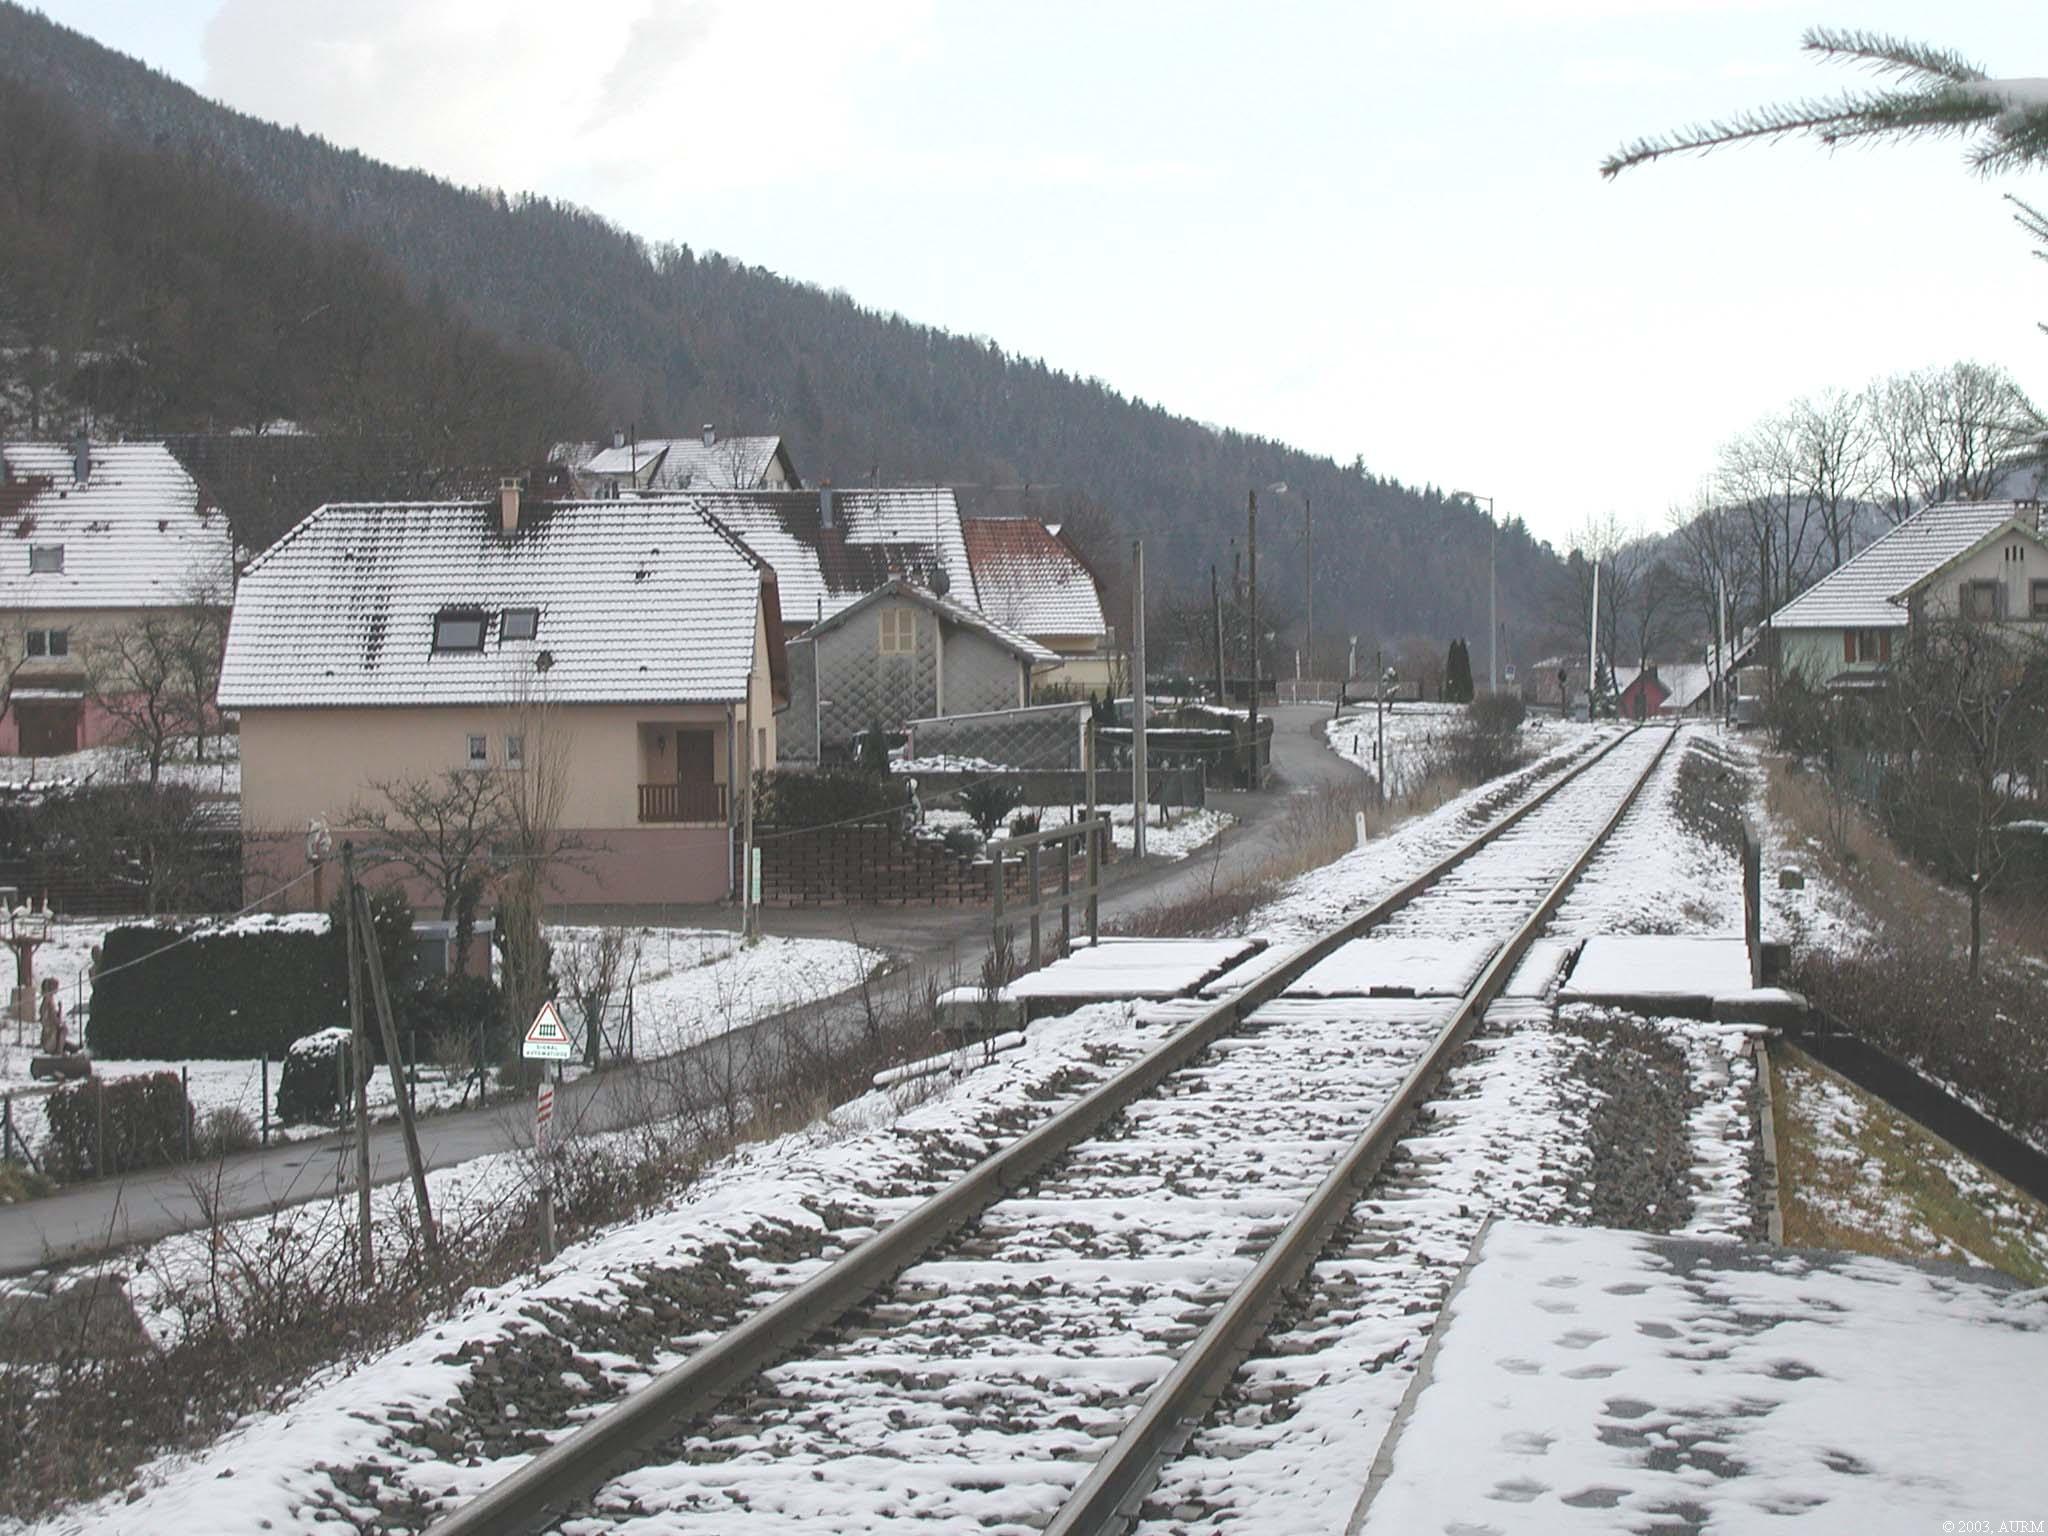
[{"xmin": 905, "ymin": 702, "xmax": 1092, "ymax": 771}]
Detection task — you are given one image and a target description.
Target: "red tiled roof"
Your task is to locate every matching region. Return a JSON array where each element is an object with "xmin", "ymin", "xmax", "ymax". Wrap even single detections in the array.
[{"xmin": 961, "ymin": 517, "xmax": 1107, "ymax": 640}]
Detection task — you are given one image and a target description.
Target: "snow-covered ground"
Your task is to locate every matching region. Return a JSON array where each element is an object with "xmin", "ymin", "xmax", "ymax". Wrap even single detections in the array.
[
  {"xmin": 17, "ymin": 724, "xmax": 1986, "ymax": 1536},
  {"xmin": 1356, "ymin": 1220, "xmax": 2048, "ymax": 1534},
  {"xmin": 1324, "ymin": 701, "xmax": 1581, "ymax": 799},
  {"xmin": 921, "ymin": 801, "xmax": 1235, "ymax": 861},
  {"xmin": 0, "ymin": 743, "xmax": 240, "ymax": 796},
  {"xmin": 0, "ymin": 919, "xmax": 874, "ymax": 1175}
]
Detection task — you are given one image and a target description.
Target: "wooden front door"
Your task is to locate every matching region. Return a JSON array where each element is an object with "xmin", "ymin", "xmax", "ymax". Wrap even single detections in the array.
[
  {"xmin": 16, "ymin": 701, "xmax": 80, "ymax": 756},
  {"xmin": 675, "ymin": 729, "xmax": 714, "ymax": 785}
]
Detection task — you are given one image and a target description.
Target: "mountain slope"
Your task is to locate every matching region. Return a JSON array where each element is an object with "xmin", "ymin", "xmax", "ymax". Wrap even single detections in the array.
[{"xmin": 0, "ymin": 2, "xmax": 1560, "ymax": 654}]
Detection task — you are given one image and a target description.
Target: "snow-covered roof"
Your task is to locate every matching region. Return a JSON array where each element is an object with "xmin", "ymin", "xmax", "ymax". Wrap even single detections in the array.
[
  {"xmin": 1771, "ymin": 500, "xmax": 2046, "ymax": 630},
  {"xmin": 803, "ymin": 577, "xmax": 1058, "ymax": 663},
  {"xmin": 579, "ymin": 435, "xmax": 787, "ymax": 491},
  {"xmin": 218, "ymin": 499, "xmax": 769, "ymax": 709},
  {"xmin": 1614, "ymin": 662, "xmax": 1714, "ymax": 711},
  {"xmin": 0, "ymin": 442, "xmax": 233, "ymax": 609},
  {"xmin": 961, "ymin": 518, "xmax": 1108, "ymax": 640},
  {"xmin": 683, "ymin": 489, "xmax": 977, "ymax": 628}
]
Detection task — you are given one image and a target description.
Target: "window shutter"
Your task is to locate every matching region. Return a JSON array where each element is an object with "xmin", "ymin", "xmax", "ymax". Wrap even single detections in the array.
[
  {"xmin": 1843, "ymin": 631, "xmax": 1856, "ymax": 663},
  {"xmin": 1879, "ymin": 631, "xmax": 1891, "ymax": 662}
]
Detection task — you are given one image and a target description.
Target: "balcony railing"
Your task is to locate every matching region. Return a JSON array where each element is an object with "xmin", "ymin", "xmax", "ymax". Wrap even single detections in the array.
[{"xmin": 638, "ymin": 780, "xmax": 727, "ymax": 824}]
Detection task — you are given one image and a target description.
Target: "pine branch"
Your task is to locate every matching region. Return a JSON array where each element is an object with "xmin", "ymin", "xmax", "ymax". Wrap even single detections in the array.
[
  {"xmin": 1600, "ymin": 89, "xmax": 1982, "ymax": 178},
  {"xmin": 1801, "ymin": 27, "xmax": 1986, "ymax": 87}
]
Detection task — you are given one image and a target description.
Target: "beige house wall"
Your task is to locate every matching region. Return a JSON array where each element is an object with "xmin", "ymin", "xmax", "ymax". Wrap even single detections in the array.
[
  {"xmin": 1911, "ymin": 533, "xmax": 2048, "ymax": 624},
  {"xmin": 10, "ymin": 605, "xmax": 194, "ymax": 678}
]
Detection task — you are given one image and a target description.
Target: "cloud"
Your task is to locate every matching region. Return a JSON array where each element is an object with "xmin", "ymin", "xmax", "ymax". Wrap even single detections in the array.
[{"xmin": 201, "ymin": 0, "xmax": 935, "ymax": 196}]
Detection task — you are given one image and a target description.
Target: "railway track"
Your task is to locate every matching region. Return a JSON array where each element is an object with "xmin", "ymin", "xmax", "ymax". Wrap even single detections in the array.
[{"xmin": 430, "ymin": 725, "xmax": 1674, "ymax": 1536}]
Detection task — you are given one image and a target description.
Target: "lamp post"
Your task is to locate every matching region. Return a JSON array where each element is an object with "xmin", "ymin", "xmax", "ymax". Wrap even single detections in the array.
[{"xmin": 1456, "ymin": 491, "xmax": 1498, "ymax": 694}]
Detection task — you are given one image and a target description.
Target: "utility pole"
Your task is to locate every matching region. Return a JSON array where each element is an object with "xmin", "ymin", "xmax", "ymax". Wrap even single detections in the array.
[
  {"xmin": 1303, "ymin": 492, "xmax": 1313, "ymax": 689},
  {"xmin": 353, "ymin": 880, "xmax": 436, "ymax": 1260},
  {"xmin": 1489, "ymin": 524, "xmax": 1498, "ymax": 695},
  {"xmin": 341, "ymin": 842, "xmax": 374, "ymax": 1286},
  {"xmin": 1210, "ymin": 565, "xmax": 1226, "ymax": 706},
  {"xmin": 1374, "ymin": 648, "xmax": 1386, "ymax": 806},
  {"xmin": 1247, "ymin": 488, "xmax": 1260, "ymax": 789},
  {"xmin": 1588, "ymin": 558, "xmax": 1601, "ymax": 716},
  {"xmin": 1132, "ymin": 539, "xmax": 1148, "ymax": 859}
]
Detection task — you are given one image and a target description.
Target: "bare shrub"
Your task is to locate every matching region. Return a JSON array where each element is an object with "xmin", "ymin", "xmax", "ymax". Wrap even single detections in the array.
[{"xmin": 195, "ymin": 1107, "xmax": 256, "ymax": 1159}]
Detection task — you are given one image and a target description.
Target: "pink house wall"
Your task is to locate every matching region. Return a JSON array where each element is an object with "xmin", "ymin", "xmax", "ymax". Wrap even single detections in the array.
[{"xmin": 244, "ymin": 824, "xmax": 735, "ymax": 915}]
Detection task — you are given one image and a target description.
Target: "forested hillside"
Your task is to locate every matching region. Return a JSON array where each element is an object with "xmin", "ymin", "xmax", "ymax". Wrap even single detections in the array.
[{"xmin": 0, "ymin": 2, "xmax": 1560, "ymax": 654}]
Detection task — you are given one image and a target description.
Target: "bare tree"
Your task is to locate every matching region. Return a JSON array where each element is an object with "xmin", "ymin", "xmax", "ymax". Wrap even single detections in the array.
[
  {"xmin": 494, "ymin": 674, "xmax": 591, "ymax": 1055},
  {"xmin": 1790, "ymin": 388, "xmax": 1872, "ymax": 570},
  {"xmin": 354, "ymin": 769, "xmax": 510, "ymax": 974},
  {"xmin": 87, "ymin": 614, "xmax": 186, "ymax": 783},
  {"xmin": 167, "ymin": 568, "xmax": 234, "ymax": 764},
  {"xmin": 1880, "ymin": 621, "xmax": 2048, "ymax": 981}
]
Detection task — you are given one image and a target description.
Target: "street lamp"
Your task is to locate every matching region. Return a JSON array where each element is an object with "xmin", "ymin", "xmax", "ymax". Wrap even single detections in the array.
[{"xmin": 1455, "ymin": 491, "xmax": 1499, "ymax": 694}]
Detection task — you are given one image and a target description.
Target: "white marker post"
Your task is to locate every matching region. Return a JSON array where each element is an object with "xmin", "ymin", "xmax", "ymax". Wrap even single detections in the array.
[{"xmin": 524, "ymin": 1001, "xmax": 572, "ymax": 1260}]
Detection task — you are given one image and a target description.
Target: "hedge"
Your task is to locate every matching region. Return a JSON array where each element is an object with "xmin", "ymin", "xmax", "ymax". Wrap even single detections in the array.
[
  {"xmin": 88, "ymin": 890, "xmax": 413, "ymax": 1061},
  {"xmin": 276, "ymin": 1027, "xmax": 352, "ymax": 1127},
  {"xmin": 43, "ymin": 1072, "xmax": 190, "ymax": 1179}
]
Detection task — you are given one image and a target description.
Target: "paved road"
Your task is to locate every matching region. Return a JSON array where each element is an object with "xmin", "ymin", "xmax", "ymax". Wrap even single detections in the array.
[{"xmin": 0, "ymin": 707, "xmax": 1360, "ymax": 1276}]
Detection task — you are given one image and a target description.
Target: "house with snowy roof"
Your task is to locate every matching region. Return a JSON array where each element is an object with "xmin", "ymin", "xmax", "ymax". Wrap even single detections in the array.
[
  {"xmin": 686, "ymin": 486, "xmax": 977, "ymax": 636},
  {"xmin": 1768, "ymin": 499, "xmax": 2048, "ymax": 688},
  {"xmin": 0, "ymin": 440, "xmax": 235, "ymax": 755},
  {"xmin": 564, "ymin": 426, "xmax": 799, "ymax": 498},
  {"xmin": 778, "ymin": 578, "xmax": 1058, "ymax": 763},
  {"xmin": 961, "ymin": 517, "xmax": 1112, "ymax": 693},
  {"xmin": 218, "ymin": 483, "xmax": 787, "ymax": 907}
]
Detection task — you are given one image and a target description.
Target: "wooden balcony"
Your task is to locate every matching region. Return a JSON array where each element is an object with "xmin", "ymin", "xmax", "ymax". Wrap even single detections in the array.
[{"xmin": 638, "ymin": 780, "xmax": 727, "ymax": 824}]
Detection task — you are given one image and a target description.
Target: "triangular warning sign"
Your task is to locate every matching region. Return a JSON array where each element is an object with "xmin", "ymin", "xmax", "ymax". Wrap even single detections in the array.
[{"xmin": 523, "ymin": 1000, "xmax": 574, "ymax": 1059}]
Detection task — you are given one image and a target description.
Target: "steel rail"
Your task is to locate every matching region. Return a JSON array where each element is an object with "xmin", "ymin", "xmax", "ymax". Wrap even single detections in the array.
[
  {"xmin": 427, "ymin": 726, "xmax": 1652, "ymax": 1536},
  {"xmin": 1044, "ymin": 724, "xmax": 1676, "ymax": 1536}
]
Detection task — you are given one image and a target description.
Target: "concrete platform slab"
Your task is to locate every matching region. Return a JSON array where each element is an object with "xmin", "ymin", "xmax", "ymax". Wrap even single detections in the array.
[
  {"xmin": 1560, "ymin": 933, "xmax": 1752, "ymax": 1014},
  {"xmin": 941, "ymin": 936, "xmax": 1266, "ymax": 1022},
  {"xmin": 1351, "ymin": 1220, "xmax": 2048, "ymax": 1534},
  {"xmin": 1505, "ymin": 938, "xmax": 1579, "ymax": 1000},
  {"xmin": 1282, "ymin": 935, "xmax": 1501, "ymax": 999}
]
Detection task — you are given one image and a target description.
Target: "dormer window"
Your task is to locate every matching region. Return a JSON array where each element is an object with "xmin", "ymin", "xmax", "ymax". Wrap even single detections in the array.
[
  {"xmin": 500, "ymin": 607, "xmax": 539, "ymax": 642},
  {"xmin": 433, "ymin": 610, "xmax": 487, "ymax": 652},
  {"xmin": 28, "ymin": 545, "xmax": 62, "ymax": 574}
]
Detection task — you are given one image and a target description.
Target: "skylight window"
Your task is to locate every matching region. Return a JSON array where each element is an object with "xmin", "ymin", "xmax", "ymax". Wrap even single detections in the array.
[
  {"xmin": 28, "ymin": 545, "xmax": 63, "ymax": 574},
  {"xmin": 500, "ymin": 607, "xmax": 539, "ymax": 642},
  {"xmin": 433, "ymin": 611, "xmax": 486, "ymax": 652}
]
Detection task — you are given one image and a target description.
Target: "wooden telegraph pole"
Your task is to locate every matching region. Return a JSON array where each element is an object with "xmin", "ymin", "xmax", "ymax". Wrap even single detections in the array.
[
  {"xmin": 1210, "ymin": 565, "xmax": 1226, "ymax": 706},
  {"xmin": 352, "ymin": 880, "xmax": 437, "ymax": 1260}
]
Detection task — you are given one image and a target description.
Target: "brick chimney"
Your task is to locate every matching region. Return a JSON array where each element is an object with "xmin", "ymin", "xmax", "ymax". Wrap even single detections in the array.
[{"xmin": 499, "ymin": 477, "xmax": 521, "ymax": 532}]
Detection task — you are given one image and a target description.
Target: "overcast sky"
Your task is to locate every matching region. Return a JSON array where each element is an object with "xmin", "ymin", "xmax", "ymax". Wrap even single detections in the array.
[{"xmin": 30, "ymin": 1, "xmax": 2048, "ymax": 547}]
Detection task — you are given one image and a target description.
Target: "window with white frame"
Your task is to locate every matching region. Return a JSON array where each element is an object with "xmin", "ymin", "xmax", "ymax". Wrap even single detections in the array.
[
  {"xmin": 879, "ymin": 607, "xmax": 915, "ymax": 655},
  {"xmin": 28, "ymin": 545, "xmax": 62, "ymax": 574},
  {"xmin": 505, "ymin": 733, "xmax": 525, "ymax": 767},
  {"xmin": 23, "ymin": 628, "xmax": 68, "ymax": 658},
  {"xmin": 466, "ymin": 734, "xmax": 488, "ymax": 766}
]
